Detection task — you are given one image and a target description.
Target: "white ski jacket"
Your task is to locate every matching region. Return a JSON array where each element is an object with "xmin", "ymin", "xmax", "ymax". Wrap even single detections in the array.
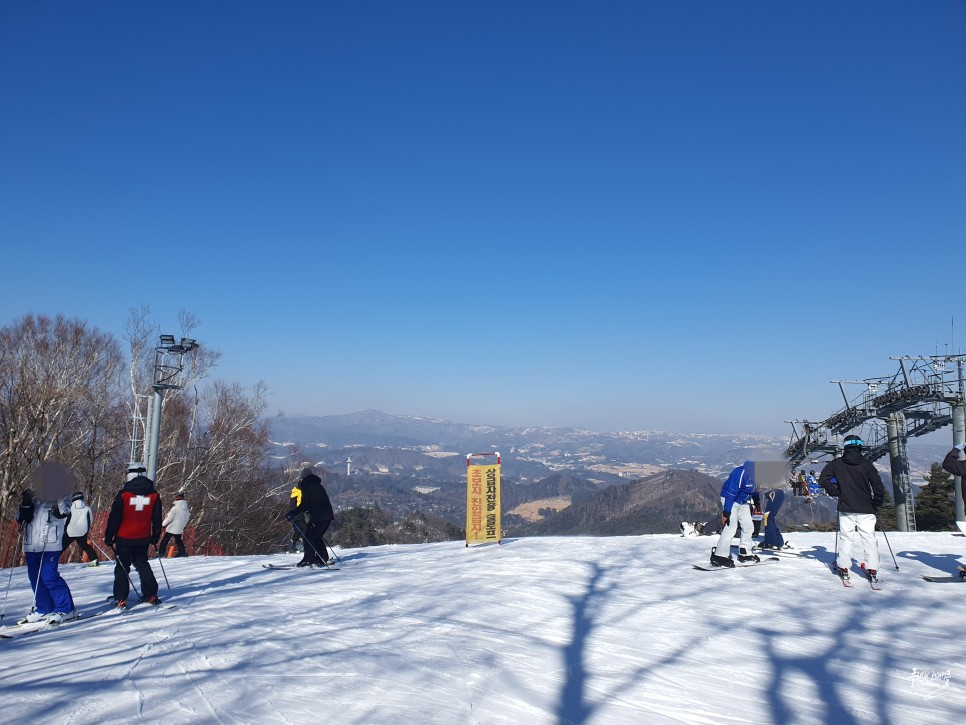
[
  {"xmin": 162, "ymin": 499, "xmax": 190, "ymax": 535},
  {"xmin": 22, "ymin": 499, "xmax": 70, "ymax": 553},
  {"xmin": 65, "ymin": 500, "xmax": 93, "ymax": 538}
]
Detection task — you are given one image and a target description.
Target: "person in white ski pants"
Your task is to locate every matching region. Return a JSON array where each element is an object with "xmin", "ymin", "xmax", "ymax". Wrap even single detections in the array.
[
  {"xmin": 715, "ymin": 495, "xmax": 754, "ymax": 557},
  {"xmin": 818, "ymin": 434, "xmax": 885, "ymax": 578},
  {"xmin": 836, "ymin": 513, "xmax": 878, "ymax": 572}
]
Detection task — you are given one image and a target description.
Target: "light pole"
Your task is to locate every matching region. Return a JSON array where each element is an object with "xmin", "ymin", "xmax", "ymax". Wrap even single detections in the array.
[{"xmin": 143, "ymin": 335, "xmax": 199, "ymax": 482}]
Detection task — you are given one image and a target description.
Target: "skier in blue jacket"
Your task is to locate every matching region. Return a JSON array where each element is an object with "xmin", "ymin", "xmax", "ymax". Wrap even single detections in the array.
[{"xmin": 710, "ymin": 461, "xmax": 759, "ymax": 568}]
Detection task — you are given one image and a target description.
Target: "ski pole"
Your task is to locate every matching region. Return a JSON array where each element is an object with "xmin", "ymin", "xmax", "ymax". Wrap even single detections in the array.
[
  {"xmin": 153, "ymin": 544, "xmax": 171, "ymax": 591},
  {"xmin": 269, "ymin": 527, "xmax": 294, "ymax": 554},
  {"xmin": 28, "ymin": 522, "xmax": 50, "ymax": 616},
  {"xmin": 781, "ymin": 497, "xmax": 814, "ymax": 520},
  {"xmin": 878, "ymin": 528, "xmax": 899, "ymax": 571},
  {"xmin": 91, "ymin": 540, "xmax": 113, "ymax": 561},
  {"xmin": 833, "ymin": 524, "xmax": 839, "ymax": 570},
  {"xmin": 291, "ymin": 520, "xmax": 333, "ymax": 568},
  {"xmin": 111, "ymin": 545, "xmax": 141, "ymax": 601},
  {"xmin": 0, "ymin": 529, "xmax": 24, "ymax": 623},
  {"xmin": 321, "ymin": 535, "xmax": 342, "ymax": 564}
]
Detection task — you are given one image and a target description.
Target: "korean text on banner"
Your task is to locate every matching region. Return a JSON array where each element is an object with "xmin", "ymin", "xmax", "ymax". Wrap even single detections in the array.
[{"xmin": 466, "ymin": 454, "xmax": 501, "ymax": 546}]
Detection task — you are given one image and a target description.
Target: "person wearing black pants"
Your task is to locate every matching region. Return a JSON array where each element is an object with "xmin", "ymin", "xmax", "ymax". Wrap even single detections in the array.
[
  {"xmin": 286, "ymin": 467, "xmax": 335, "ymax": 567},
  {"xmin": 63, "ymin": 491, "xmax": 99, "ymax": 565},
  {"xmin": 159, "ymin": 493, "xmax": 190, "ymax": 558},
  {"xmin": 113, "ymin": 544, "xmax": 159, "ymax": 603},
  {"xmin": 62, "ymin": 533, "xmax": 98, "ymax": 563},
  {"xmin": 105, "ymin": 463, "xmax": 163, "ymax": 607}
]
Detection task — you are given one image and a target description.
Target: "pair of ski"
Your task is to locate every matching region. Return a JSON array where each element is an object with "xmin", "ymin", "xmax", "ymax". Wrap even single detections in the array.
[
  {"xmin": 0, "ymin": 598, "xmax": 173, "ymax": 640},
  {"xmin": 921, "ymin": 565, "xmax": 966, "ymax": 584},
  {"xmin": 262, "ymin": 563, "xmax": 340, "ymax": 571},
  {"xmin": 832, "ymin": 564, "xmax": 881, "ymax": 590}
]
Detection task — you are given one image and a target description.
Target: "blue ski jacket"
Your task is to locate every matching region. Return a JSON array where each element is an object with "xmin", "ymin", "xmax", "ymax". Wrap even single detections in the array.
[{"xmin": 719, "ymin": 462, "xmax": 756, "ymax": 513}]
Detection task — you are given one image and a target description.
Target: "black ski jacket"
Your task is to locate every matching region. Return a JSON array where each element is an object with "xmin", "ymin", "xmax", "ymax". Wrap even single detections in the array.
[
  {"xmin": 818, "ymin": 447, "xmax": 885, "ymax": 515},
  {"xmin": 292, "ymin": 475, "xmax": 334, "ymax": 524},
  {"xmin": 105, "ymin": 475, "xmax": 163, "ymax": 547},
  {"xmin": 941, "ymin": 448, "xmax": 966, "ymax": 478}
]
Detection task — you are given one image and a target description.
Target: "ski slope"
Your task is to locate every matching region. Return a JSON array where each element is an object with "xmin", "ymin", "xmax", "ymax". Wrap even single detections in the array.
[{"xmin": 2, "ymin": 532, "xmax": 965, "ymax": 724}]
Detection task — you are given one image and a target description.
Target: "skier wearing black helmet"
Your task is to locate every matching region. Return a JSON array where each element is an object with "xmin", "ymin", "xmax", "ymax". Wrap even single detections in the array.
[{"xmin": 818, "ymin": 435, "xmax": 885, "ymax": 582}]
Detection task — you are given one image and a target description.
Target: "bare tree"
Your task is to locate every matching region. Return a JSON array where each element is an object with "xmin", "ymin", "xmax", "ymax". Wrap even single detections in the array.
[
  {"xmin": 2, "ymin": 309, "xmax": 283, "ymax": 555},
  {"xmin": 0, "ymin": 314, "xmax": 127, "ymax": 517}
]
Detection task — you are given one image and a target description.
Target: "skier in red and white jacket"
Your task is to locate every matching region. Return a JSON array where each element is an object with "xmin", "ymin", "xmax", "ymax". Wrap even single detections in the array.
[{"xmin": 104, "ymin": 463, "xmax": 162, "ymax": 608}]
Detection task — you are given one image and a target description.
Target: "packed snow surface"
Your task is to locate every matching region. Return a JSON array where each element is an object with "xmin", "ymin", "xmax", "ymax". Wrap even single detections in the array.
[{"xmin": 2, "ymin": 532, "xmax": 966, "ymax": 724}]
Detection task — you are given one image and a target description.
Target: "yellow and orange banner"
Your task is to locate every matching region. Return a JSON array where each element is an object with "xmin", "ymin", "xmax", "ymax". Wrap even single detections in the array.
[{"xmin": 466, "ymin": 452, "xmax": 501, "ymax": 546}]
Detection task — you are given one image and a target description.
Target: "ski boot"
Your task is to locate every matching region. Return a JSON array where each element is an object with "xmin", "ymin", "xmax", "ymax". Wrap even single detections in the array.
[
  {"xmin": 865, "ymin": 569, "xmax": 878, "ymax": 583},
  {"xmin": 140, "ymin": 595, "xmax": 162, "ymax": 606},
  {"xmin": 834, "ymin": 565, "xmax": 850, "ymax": 580},
  {"xmin": 738, "ymin": 549, "xmax": 760, "ymax": 564},
  {"xmin": 114, "ymin": 599, "xmax": 128, "ymax": 611},
  {"xmin": 19, "ymin": 610, "xmax": 47, "ymax": 625},
  {"xmin": 45, "ymin": 611, "xmax": 78, "ymax": 624},
  {"xmin": 710, "ymin": 547, "xmax": 735, "ymax": 568}
]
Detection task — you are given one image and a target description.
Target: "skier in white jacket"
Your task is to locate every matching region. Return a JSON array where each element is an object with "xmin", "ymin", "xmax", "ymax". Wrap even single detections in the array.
[
  {"xmin": 62, "ymin": 492, "xmax": 99, "ymax": 566},
  {"xmin": 159, "ymin": 493, "xmax": 190, "ymax": 557},
  {"xmin": 16, "ymin": 488, "xmax": 76, "ymax": 623}
]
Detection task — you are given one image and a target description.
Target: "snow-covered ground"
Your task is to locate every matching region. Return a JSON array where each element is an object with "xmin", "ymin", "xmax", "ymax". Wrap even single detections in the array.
[{"xmin": 2, "ymin": 532, "xmax": 966, "ymax": 724}]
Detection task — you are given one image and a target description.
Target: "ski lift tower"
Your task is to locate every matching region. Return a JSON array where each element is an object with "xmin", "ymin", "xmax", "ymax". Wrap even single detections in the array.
[
  {"xmin": 143, "ymin": 334, "xmax": 199, "ymax": 482},
  {"xmin": 786, "ymin": 353, "xmax": 966, "ymax": 530}
]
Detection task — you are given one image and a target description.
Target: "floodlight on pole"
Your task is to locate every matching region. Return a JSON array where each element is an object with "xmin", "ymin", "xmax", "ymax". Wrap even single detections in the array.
[{"xmin": 143, "ymin": 333, "xmax": 200, "ymax": 482}]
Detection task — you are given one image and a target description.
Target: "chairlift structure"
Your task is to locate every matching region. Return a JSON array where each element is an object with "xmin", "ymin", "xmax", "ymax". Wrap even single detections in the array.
[{"xmin": 784, "ymin": 354, "xmax": 966, "ymax": 531}]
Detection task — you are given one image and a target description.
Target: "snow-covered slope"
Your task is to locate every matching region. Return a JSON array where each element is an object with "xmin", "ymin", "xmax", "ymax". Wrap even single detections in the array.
[{"xmin": 2, "ymin": 533, "xmax": 965, "ymax": 724}]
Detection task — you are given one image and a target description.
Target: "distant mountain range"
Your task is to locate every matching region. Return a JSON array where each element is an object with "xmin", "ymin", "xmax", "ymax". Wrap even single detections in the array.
[
  {"xmin": 266, "ymin": 410, "xmax": 944, "ymax": 537},
  {"xmin": 268, "ymin": 409, "xmax": 954, "ymax": 483},
  {"xmin": 269, "ymin": 409, "xmax": 791, "ymax": 481}
]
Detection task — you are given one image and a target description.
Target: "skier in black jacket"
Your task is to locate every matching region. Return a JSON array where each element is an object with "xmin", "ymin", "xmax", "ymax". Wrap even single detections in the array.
[
  {"xmin": 286, "ymin": 468, "xmax": 334, "ymax": 567},
  {"xmin": 941, "ymin": 442, "xmax": 966, "ymax": 491},
  {"xmin": 818, "ymin": 434, "xmax": 886, "ymax": 582}
]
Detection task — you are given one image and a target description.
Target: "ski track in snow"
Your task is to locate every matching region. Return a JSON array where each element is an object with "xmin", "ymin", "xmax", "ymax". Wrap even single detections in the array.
[{"xmin": 1, "ymin": 533, "xmax": 966, "ymax": 724}]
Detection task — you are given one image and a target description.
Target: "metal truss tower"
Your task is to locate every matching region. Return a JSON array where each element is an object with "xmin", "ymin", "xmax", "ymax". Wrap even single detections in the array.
[{"xmin": 785, "ymin": 354, "xmax": 966, "ymax": 530}]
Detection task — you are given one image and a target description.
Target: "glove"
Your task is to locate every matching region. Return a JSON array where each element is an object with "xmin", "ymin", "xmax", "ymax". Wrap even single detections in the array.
[
  {"xmin": 285, "ymin": 510, "xmax": 298, "ymax": 522},
  {"xmin": 824, "ymin": 484, "xmax": 841, "ymax": 497},
  {"xmin": 105, "ymin": 538, "xmax": 115, "ymax": 548},
  {"xmin": 151, "ymin": 536, "xmax": 160, "ymax": 548},
  {"xmin": 722, "ymin": 512, "xmax": 731, "ymax": 526}
]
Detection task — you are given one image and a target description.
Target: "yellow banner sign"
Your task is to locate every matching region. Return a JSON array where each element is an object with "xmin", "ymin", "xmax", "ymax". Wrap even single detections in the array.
[{"xmin": 466, "ymin": 453, "xmax": 501, "ymax": 546}]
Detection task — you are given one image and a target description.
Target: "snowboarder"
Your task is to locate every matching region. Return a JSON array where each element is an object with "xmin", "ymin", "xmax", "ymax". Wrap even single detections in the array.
[
  {"xmin": 750, "ymin": 491, "xmax": 764, "ymax": 537},
  {"xmin": 759, "ymin": 488, "xmax": 786, "ymax": 550},
  {"xmin": 159, "ymin": 493, "xmax": 190, "ymax": 558},
  {"xmin": 62, "ymin": 491, "xmax": 99, "ymax": 566},
  {"xmin": 818, "ymin": 435, "xmax": 885, "ymax": 582},
  {"xmin": 710, "ymin": 461, "xmax": 758, "ymax": 568},
  {"xmin": 286, "ymin": 467, "xmax": 334, "ymax": 567},
  {"xmin": 104, "ymin": 463, "xmax": 162, "ymax": 607},
  {"xmin": 15, "ymin": 461, "xmax": 77, "ymax": 623}
]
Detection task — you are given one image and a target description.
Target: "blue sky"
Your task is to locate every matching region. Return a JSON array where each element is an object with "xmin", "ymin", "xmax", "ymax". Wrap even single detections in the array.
[{"xmin": 1, "ymin": 1, "xmax": 964, "ymax": 433}]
